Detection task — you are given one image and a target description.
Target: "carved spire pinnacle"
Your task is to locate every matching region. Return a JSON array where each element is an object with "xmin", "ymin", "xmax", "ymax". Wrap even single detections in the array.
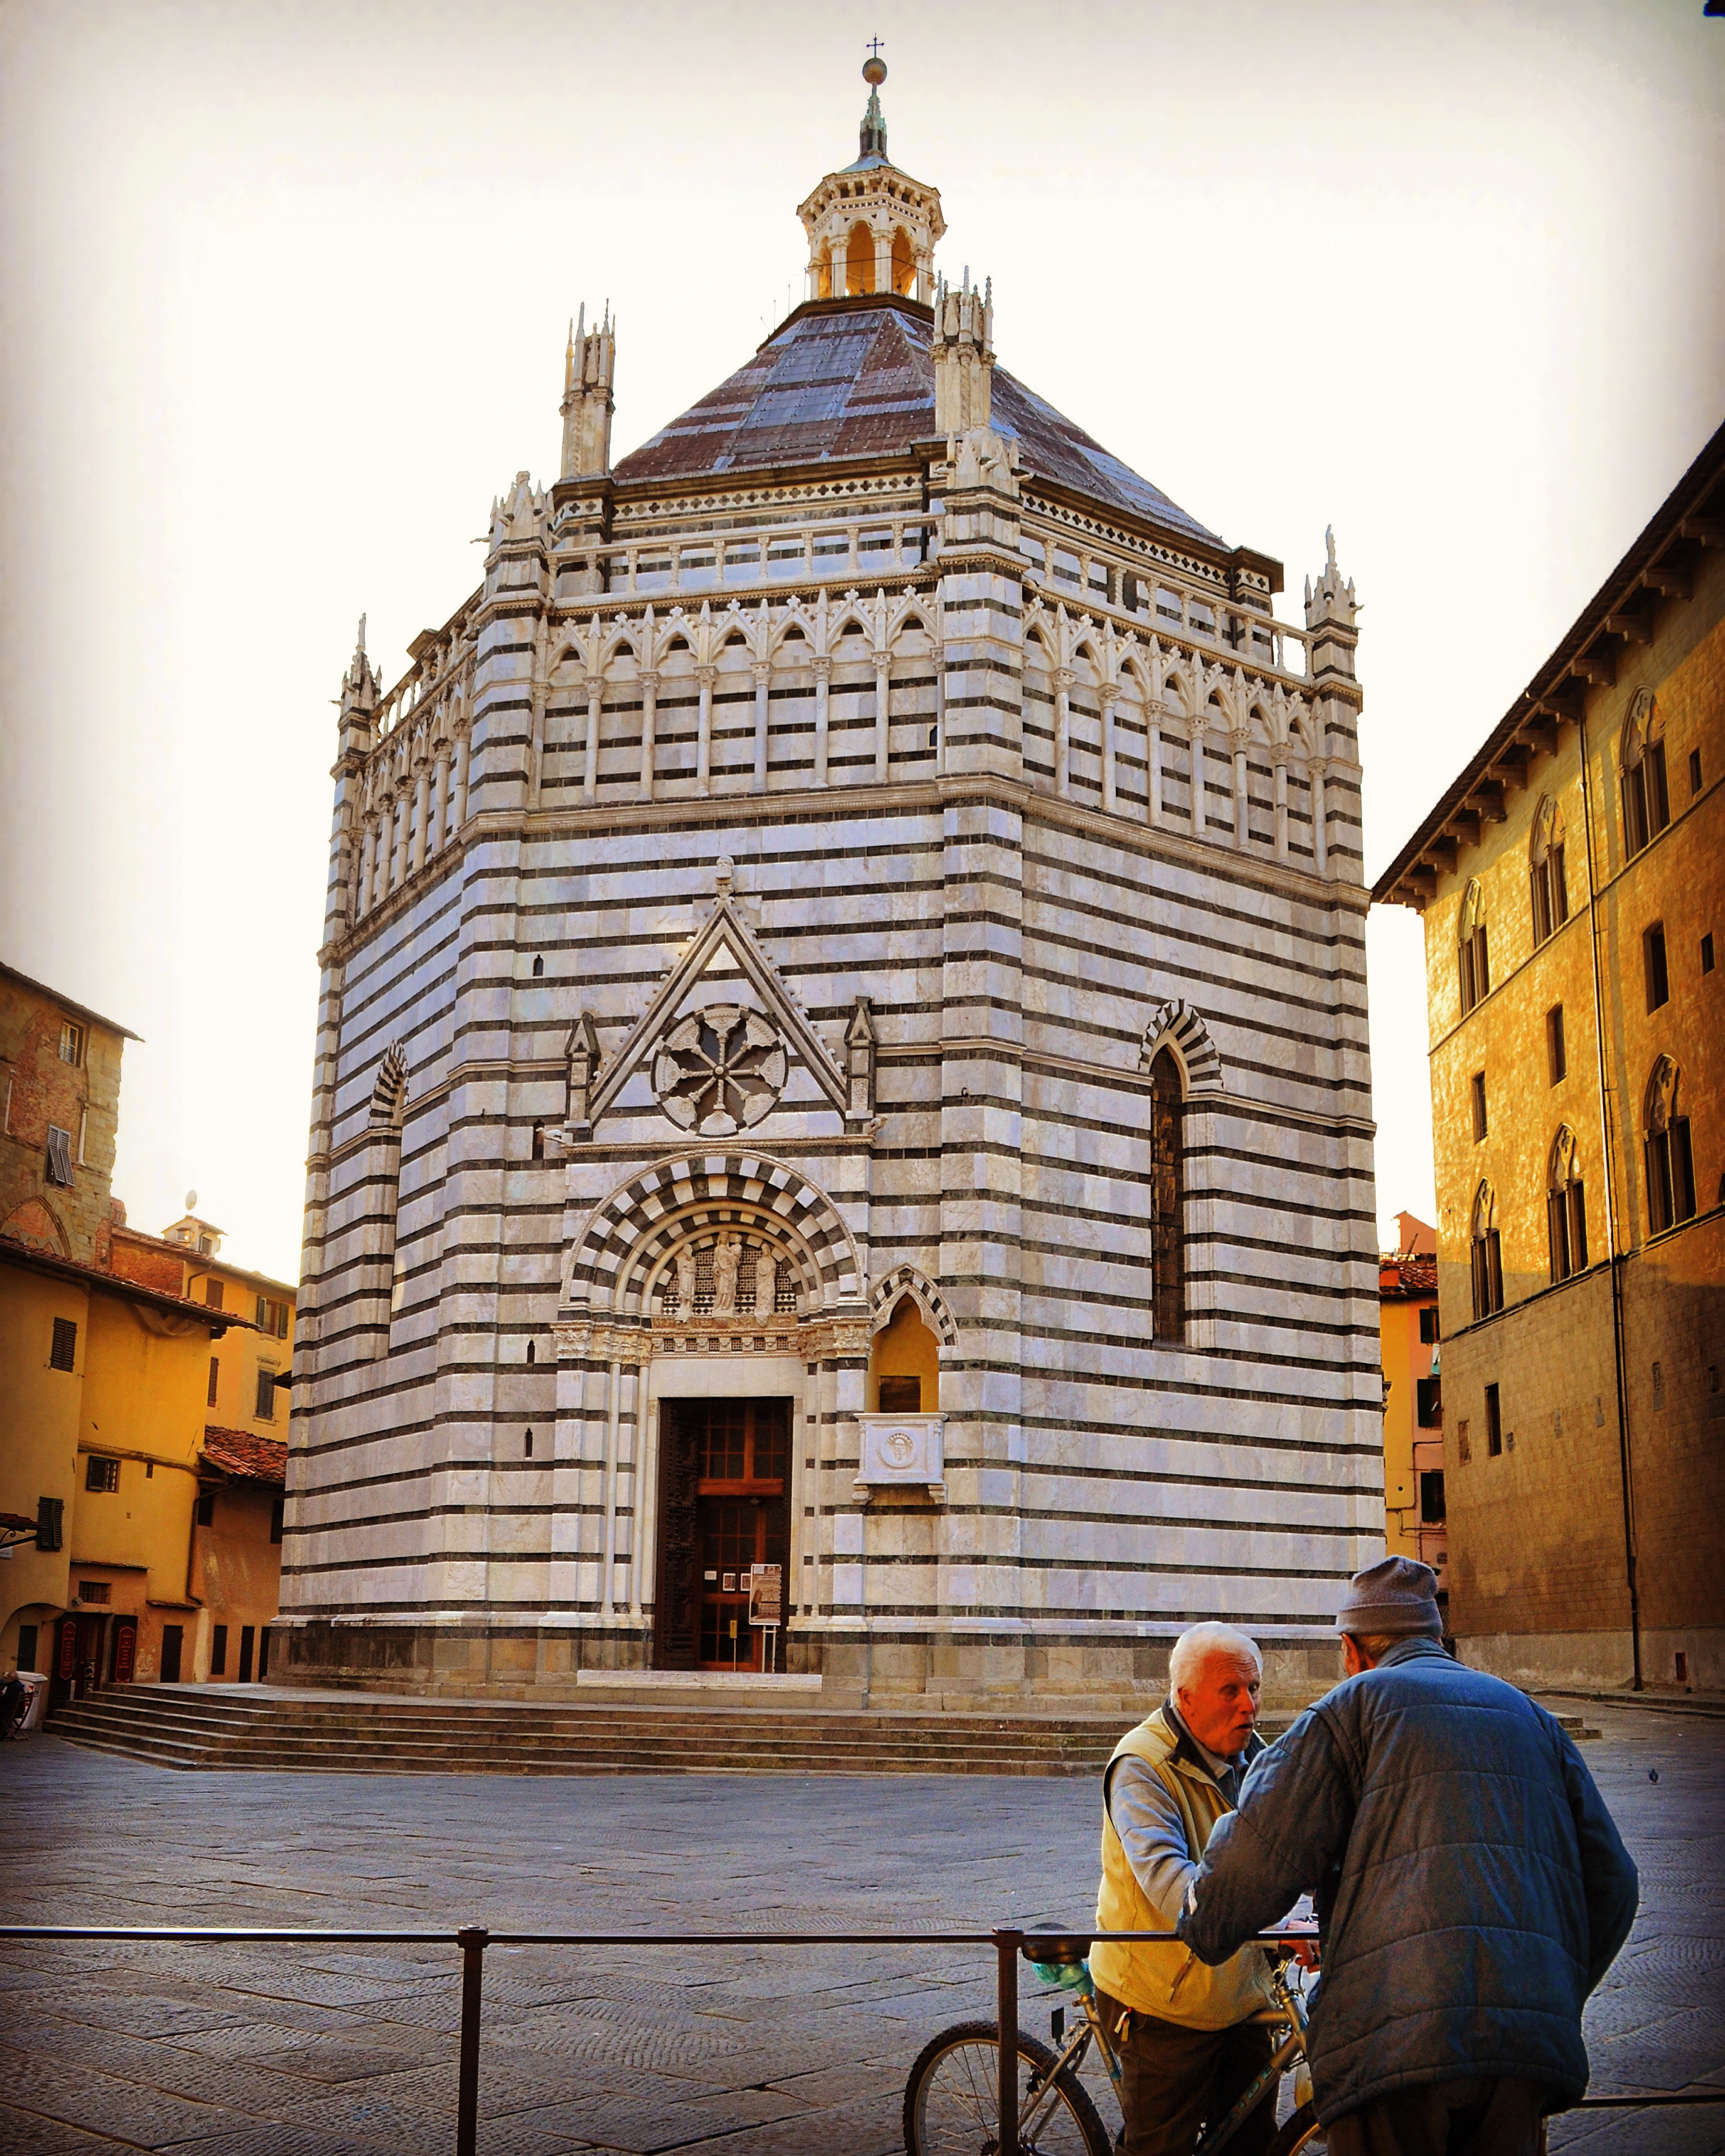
[
  {"xmin": 1305, "ymin": 524, "xmax": 1358, "ymax": 632},
  {"xmin": 932, "ymin": 269, "xmax": 995, "ymax": 437},
  {"xmin": 560, "ymin": 302, "xmax": 616, "ymax": 479},
  {"xmin": 337, "ymin": 614, "xmax": 381, "ymax": 726}
]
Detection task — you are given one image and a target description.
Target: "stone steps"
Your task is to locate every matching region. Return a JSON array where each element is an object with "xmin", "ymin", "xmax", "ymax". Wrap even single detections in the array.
[{"xmin": 46, "ymin": 1688, "xmax": 1133, "ymax": 1778}]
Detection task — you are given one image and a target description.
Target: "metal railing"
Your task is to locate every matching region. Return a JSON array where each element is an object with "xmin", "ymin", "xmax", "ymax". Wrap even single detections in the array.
[{"xmin": 2, "ymin": 1923, "xmax": 1718, "ymax": 2156}]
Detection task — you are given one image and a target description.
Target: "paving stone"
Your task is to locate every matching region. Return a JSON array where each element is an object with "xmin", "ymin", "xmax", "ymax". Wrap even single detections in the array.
[
  {"xmin": 167, "ymin": 2125, "xmax": 422, "ymax": 2156},
  {"xmin": 45, "ymin": 2000, "xmax": 252, "ymax": 2042},
  {"xmin": 0, "ymin": 2044, "xmax": 250, "ymax": 2147},
  {"xmin": 498, "ymin": 2085, "xmax": 805, "ymax": 2156},
  {"xmin": 0, "ymin": 2104, "xmax": 138, "ymax": 2154},
  {"xmin": 243, "ymin": 2043, "xmax": 430, "ymax": 2086}
]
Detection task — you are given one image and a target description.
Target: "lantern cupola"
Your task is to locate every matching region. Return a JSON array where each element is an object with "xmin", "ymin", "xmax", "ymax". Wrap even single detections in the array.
[{"xmin": 797, "ymin": 51, "xmax": 945, "ymax": 304}]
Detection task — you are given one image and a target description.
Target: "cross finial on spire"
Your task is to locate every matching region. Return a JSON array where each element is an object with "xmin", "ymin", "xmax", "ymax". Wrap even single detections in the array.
[{"xmin": 859, "ymin": 40, "xmax": 887, "ymax": 158}]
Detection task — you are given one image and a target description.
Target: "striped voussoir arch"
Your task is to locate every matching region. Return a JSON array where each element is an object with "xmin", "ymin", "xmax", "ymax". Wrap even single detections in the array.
[
  {"xmin": 869, "ymin": 1264, "xmax": 959, "ymax": 1347},
  {"xmin": 1140, "ymin": 999, "xmax": 1224, "ymax": 1095},
  {"xmin": 563, "ymin": 1152, "xmax": 863, "ymax": 1317}
]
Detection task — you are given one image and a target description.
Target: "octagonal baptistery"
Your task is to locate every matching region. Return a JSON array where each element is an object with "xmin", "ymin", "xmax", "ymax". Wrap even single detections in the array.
[{"xmin": 282, "ymin": 67, "xmax": 1384, "ymax": 1711}]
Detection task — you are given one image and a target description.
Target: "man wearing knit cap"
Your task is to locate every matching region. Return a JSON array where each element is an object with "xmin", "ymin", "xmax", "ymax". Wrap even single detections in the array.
[{"xmin": 1176, "ymin": 1557, "xmax": 1639, "ymax": 2155}]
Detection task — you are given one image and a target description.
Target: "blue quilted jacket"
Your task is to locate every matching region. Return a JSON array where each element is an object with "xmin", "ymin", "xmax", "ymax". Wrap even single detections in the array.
[{"xmin": 1177, "ymin": 1638, "xmax": 1638, "ymax": 2124}]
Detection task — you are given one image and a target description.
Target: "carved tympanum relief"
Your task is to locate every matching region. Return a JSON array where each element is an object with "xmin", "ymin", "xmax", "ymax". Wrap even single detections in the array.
[
  {"xmin": 657, "ymin": 1232, "xmax": 801, "ymax": 1323},
  {"xmin": 651, "ymin": 1003, "xmax": 788, "ymax": 1133}
]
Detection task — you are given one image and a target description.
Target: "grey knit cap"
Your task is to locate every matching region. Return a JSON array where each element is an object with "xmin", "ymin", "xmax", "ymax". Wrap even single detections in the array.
[{"xmin": 1335, "ymin": 1555, "xmax": 1442, "ymax": 1635}]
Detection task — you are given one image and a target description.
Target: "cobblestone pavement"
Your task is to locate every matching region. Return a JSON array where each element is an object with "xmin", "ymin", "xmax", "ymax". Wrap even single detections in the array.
[{"xmin": 0, "ymin": 1703, "xmax": 1719, "ymax": 2155}]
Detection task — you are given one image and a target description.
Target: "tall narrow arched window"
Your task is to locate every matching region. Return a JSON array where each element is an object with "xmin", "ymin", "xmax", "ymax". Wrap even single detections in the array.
[
  {"xmin": 816, "ymin": 244, "xmax": 834, "ymax": 300},
  {"xmin": 1644, "ymin": 1055, "xmax": 1696, "ymax": 1234},
  {"xmin": 1470, "ymin": 1181, "xmax": 1503, "ymax": 1319},
  {"xmin": 891, "ymin": 226, "xmax": 915, "ymax": 295},
  {"xmin": 1547, "ymin": 1126, "xmax": 1588, "ymax": 1283},
  {"xmin": 1458, "ymin": 879, "xmax": 1489, "ymax": 1015},
  {"xmin": 845, "ymin": 221, "xmax": 874, "ymax": 296},
  {"xmin": 1530, "ymin": 797, "xmax": 1568, "ymax": 948},
  {"xmin": 1622, "ymin": 688, "xmax": 1670, "ymax": 857},
  {"xmin": 1149, "ymin": 1048, "xmax": 1185, "ymax": 1341}
]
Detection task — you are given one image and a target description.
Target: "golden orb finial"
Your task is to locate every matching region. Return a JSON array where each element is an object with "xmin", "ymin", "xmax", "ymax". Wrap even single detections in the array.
[{"xmin": 862, "ymin": 40, "xmax": 886, "ymax": 87}]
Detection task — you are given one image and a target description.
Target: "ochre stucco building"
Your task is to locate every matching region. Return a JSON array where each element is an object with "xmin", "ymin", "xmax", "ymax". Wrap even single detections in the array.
[
  {"xmin": 1376, "ymin": 420, "xmax": 1725, "ymax": 1695},
  {"xmin": 1379, "ymin": 1212, "xmax": 1445, "ymax": 1593},
  {"xmin": 1, "ymin": 963, "xmax": 291, "ymax": 1696}
]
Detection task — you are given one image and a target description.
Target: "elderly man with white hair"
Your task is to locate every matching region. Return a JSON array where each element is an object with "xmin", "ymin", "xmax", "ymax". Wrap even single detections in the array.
[{"xmin": 1089, "ymin": 1620, "xmax": 1280, "ymax": 2155}]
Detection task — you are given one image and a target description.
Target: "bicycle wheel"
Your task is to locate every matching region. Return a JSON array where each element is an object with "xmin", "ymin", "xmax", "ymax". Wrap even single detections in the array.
[
  {"xmin": 1267, "ymin": 2100, "xmax": 1329, "ymax": 2154},
  {"xmin": 903, "ymin": 2017, "xmax": 1113, "ymax": 2156}
]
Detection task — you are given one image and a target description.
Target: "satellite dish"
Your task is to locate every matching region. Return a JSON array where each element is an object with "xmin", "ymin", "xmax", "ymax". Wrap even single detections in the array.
[{"xmin": 185, "ymin": 1189, "xmax": 198, "ymax": 1213}]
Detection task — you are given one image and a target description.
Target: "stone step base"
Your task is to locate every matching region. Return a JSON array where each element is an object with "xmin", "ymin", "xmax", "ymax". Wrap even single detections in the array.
[{"xmin": 45, "ymin": 1687, "xmax": 1151, "ymax": 1778}]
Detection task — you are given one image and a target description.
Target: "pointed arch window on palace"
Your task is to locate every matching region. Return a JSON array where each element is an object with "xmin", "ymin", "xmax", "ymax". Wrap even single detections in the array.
[
  {"xmin": 1458, "ymin": 879, "xmax": 1490, "ymax": 1016},
  {"xmin": 1471, "ymin": 1181, "xmax": 1504, "ymax": 1321},
  {"xmin": 1622, "ymin": 689, "xmax": 1671, "ymax": 858},
  {"xmin": 1529, "ymin": 797, "xmax": 1568, "ymax": 948},
  {"xmin": 1547, "ymin": 1126, "xmax": 1588, "ymax": 1284},
  {"xmin": 1644, "ymin": 1056, "xmax": 1696, "ymax": 1235}
]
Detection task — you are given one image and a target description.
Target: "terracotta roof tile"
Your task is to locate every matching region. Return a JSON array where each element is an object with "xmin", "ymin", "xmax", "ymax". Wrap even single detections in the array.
[
  {"xmin": 202, "ymin": 1427, "xmax": 288, "ymax": 1485},
  {"xmin": 1380, "ymin": 1258, "xmax": 1438, "ymax": 1299},
  {"xmin": 613, "ymin": 298, "xmax": 1217, "ymax": 544}
]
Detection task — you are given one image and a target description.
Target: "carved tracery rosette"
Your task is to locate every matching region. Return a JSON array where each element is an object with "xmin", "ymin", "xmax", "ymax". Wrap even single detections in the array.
[{"xmin": 651, "ymin": 1003, "xmax": 787, "ymax": 1134}]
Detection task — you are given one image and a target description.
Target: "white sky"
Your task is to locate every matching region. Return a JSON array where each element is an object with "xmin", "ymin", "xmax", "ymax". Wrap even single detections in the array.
[{"xmin": 2, "ymin": 0, "xmax": 1722, "ymax": 1285}]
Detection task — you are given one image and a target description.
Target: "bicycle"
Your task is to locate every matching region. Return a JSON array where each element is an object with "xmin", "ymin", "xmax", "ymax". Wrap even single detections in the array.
[{"xmin": 903, "ymin": 1928, "xmax": 1325, "ymax": 2156}]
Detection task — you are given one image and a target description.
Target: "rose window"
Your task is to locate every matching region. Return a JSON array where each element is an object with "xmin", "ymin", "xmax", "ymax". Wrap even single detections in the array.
[{"xmin": 651, "ymin": 1003, "xmax": 788, "ymax": 1134}]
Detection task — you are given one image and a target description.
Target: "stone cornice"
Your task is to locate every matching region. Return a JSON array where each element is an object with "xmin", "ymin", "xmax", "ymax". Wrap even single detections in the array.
[{"xmin": 554, "ymin": 1312, "xmax": 871, "ymax": 1365}]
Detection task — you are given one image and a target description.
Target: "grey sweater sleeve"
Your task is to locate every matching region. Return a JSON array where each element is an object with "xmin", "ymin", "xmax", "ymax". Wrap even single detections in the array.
[{"xmin": 1108, "ymin": 1757, "xmax": 1199, "ymax": 1925}]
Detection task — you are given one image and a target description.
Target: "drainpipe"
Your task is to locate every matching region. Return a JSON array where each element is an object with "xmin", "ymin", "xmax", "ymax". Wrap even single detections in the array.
[{"xmin": 1576, "ymin": 701, "xmax": 1641, "ymax": 1690}]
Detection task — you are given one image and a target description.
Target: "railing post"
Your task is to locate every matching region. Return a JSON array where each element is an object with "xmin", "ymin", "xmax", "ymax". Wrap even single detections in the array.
[
  {"xmin": 994, "ymin": 1926, "xmax": 1021, "ymax": 2156},
  {"xmin": 455, "ymin": 1924, "xmax": 488, "ymax": 2156}
]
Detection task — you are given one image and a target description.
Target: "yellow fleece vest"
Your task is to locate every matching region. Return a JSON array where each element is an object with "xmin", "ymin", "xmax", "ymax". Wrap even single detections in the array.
[{"xmin": 1089, "ymin": 1707, "xmax": 1274, "ymax": 2030}]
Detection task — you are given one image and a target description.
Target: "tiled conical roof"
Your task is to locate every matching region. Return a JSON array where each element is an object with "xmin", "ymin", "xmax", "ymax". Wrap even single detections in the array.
[{"xmin": 612, "ymin": 297, "xmax": 1217, "ymax": 546}]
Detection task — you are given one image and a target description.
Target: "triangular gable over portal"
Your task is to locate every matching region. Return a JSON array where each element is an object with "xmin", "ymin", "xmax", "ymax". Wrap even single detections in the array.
[{"xmin": 586, "ymin": 862, "xmax": 852, "ymax": 1136}]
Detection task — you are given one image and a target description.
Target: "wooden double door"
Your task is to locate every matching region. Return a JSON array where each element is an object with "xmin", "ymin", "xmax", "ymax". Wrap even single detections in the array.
[{"xmin": 655, "ymin": 1399, "xmax": 790, "ymax": 1671}]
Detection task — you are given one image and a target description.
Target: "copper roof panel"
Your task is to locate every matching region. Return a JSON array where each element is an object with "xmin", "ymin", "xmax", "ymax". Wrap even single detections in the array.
[{"xmin": 611, "ymin": 299, "xmax": 1215, "ymax": 543}]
